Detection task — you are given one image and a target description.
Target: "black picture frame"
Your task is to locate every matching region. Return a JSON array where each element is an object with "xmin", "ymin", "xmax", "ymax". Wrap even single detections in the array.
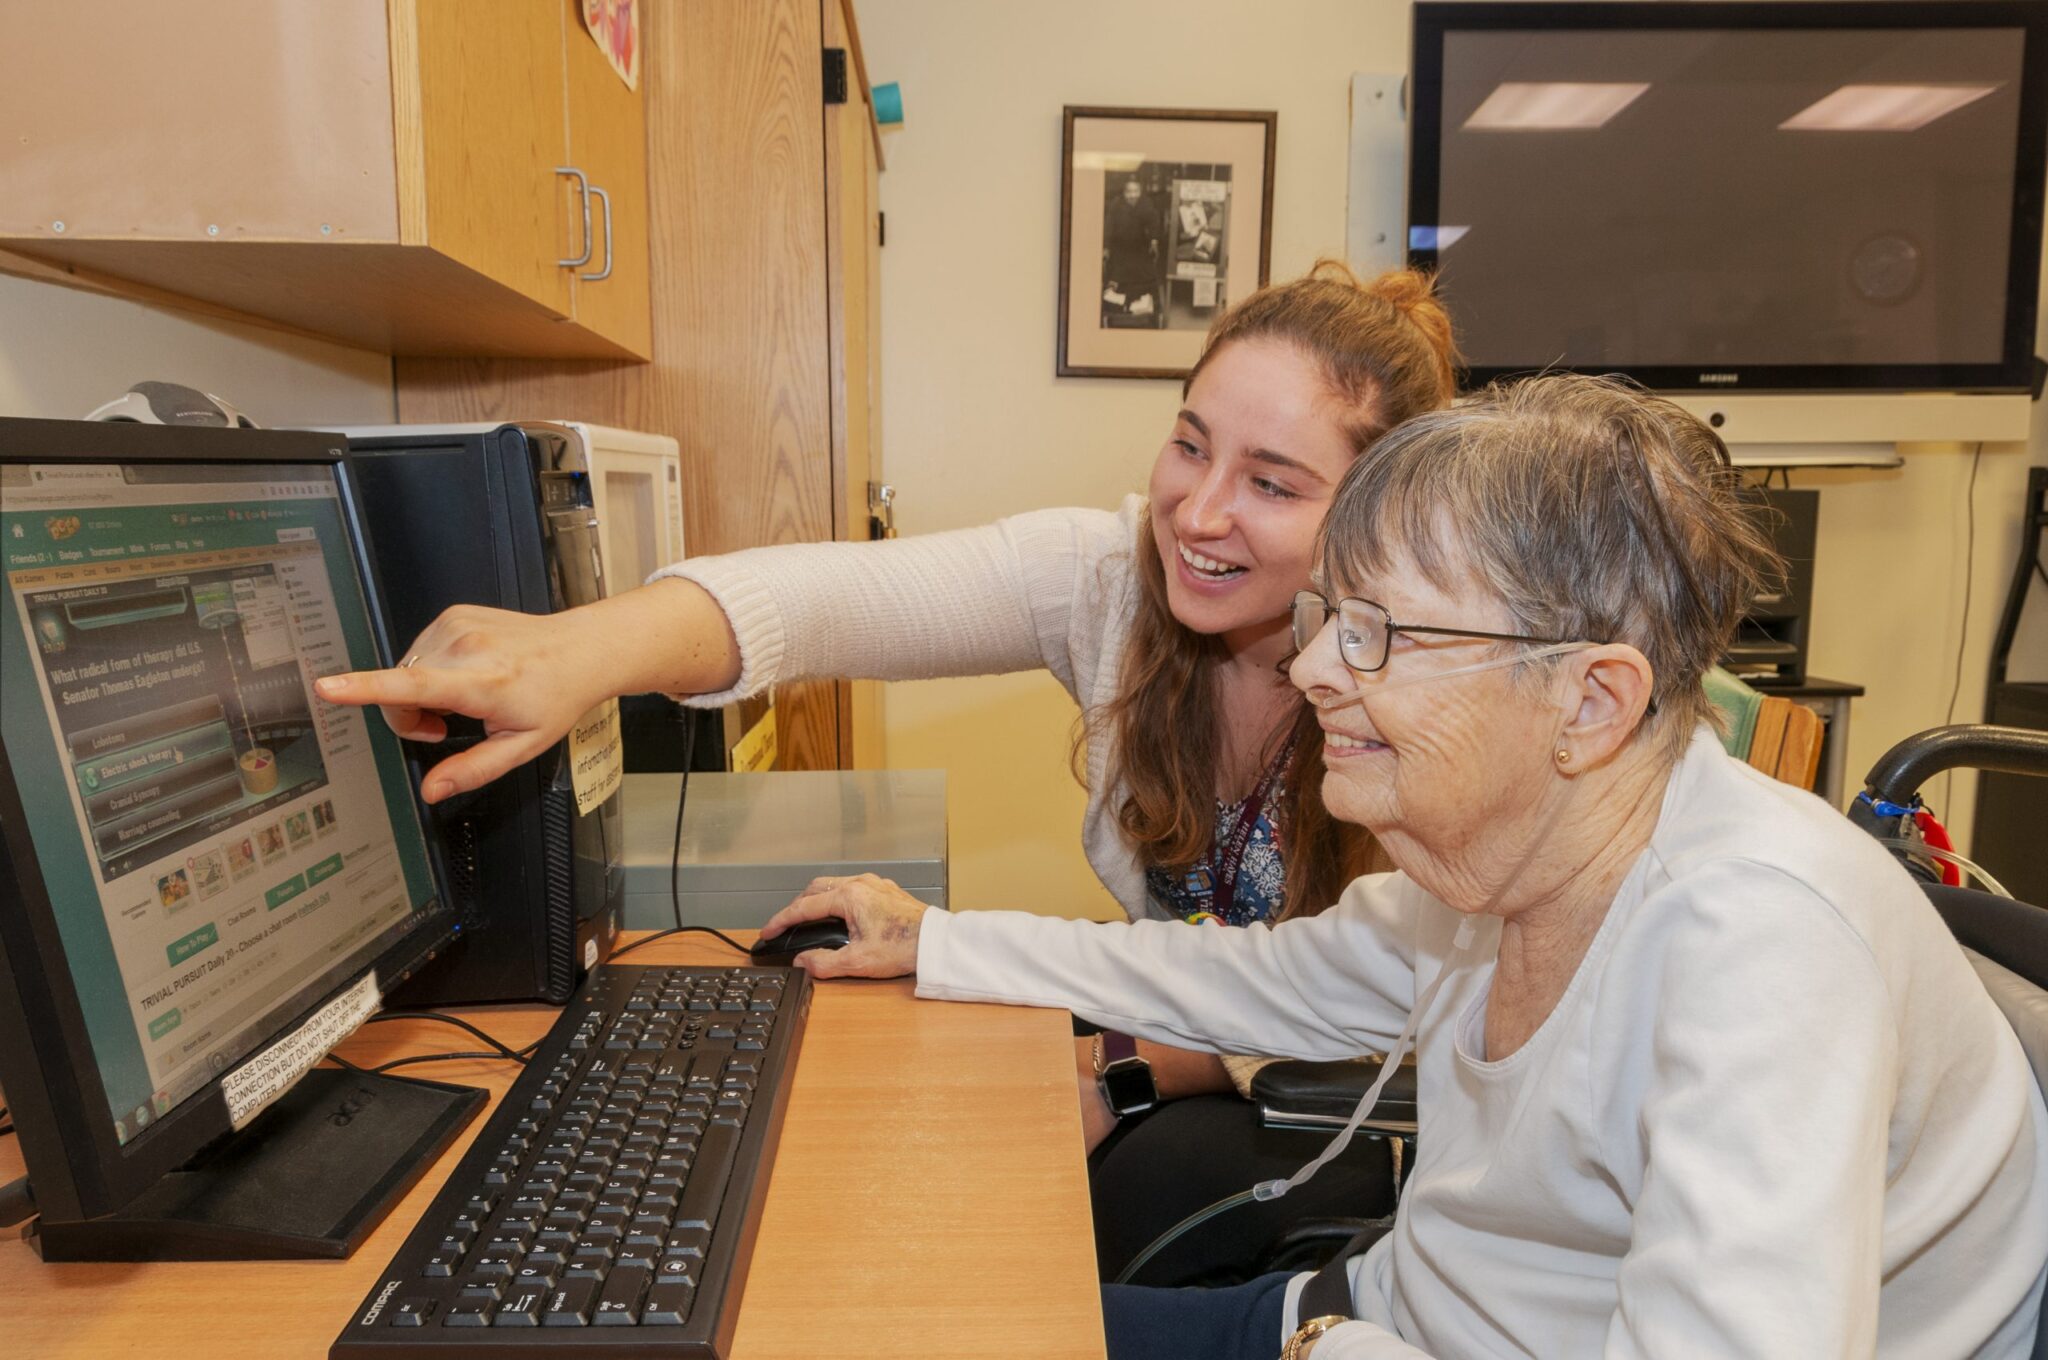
[{"xmin": 1058, "ymin": 106, "xmax": 1278, "ymax": 380}]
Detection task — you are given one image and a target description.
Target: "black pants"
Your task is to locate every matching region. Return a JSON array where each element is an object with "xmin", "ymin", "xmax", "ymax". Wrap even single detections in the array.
[
  {"xmin": 1088, "ymin": 1093, "xmax": 1400, "ymax": 1287},
  {"xmin": 1101, "ymin": 1271, "xmax": 1294, "ymax": 1360}
]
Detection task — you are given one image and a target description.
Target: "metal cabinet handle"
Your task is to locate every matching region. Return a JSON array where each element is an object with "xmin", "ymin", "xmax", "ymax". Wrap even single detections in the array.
[
  {"xmin": 555, "ymin": 167, "xmax": 593, "ymax": 268},
  {"xmin": 581, "ymin": 184, "xmax": 613, "ymax": 282}
]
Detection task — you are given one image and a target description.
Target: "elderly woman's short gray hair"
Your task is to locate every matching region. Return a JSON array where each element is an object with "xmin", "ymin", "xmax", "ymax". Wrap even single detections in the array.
[{"xmin": 1318, "ymin": 373, "xmax": 1783, "ymax": 760}]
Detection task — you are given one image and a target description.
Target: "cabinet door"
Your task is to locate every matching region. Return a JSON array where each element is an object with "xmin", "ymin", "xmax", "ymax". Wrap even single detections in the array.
[
  {"xmin": 562, "ymin": 0, "xmax": 653, "ymax": 357},
  {"xmin": 412, "ymin": 0, "xmax": 574, "ymax": 317}
]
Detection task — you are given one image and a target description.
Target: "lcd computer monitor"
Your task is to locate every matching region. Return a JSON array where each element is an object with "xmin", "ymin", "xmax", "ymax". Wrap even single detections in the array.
[
  {"xmin": 0, "ymin": 419, "xmax": 476, "ymax": 1260},
  {"xmin": 1408, "ymin": 1, "xmax": 2048, "ymax": 392}
]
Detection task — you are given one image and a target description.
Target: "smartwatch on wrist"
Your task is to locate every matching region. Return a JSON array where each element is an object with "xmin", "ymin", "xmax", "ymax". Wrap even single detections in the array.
[{"xmin": 1094, "ymin": 1031, "xmax": 1158, "ymax": 1118}]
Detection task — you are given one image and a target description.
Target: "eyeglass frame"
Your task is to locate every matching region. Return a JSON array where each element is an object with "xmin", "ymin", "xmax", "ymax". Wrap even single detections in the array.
[{"xmin": 1290, "ymin": 589, "xmax": 1576, "ymax": 675}]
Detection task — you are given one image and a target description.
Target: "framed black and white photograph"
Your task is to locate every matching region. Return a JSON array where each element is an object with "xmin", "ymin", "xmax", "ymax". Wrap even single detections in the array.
[{"xmin": 1058, "ymin": 106, "xmax": 1277, "ymax": 379}]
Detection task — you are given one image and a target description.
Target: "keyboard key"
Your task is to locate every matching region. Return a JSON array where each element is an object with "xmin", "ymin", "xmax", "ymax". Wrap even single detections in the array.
[
  {"xmin": 443, "ymin": 1296, "xmax": 492, "ymax": 1327},
  {"xmin": 470, "ymin": 1249, "xmax": 518, "ymax": 1278},
  {"xmin": 542, "ymin": 1278, "xmax": 599, "ymax": 1326},
  {"xmin": 494, "ymin": 1285, "xmax": 547, "ymax": 1326},
  {"xmin": 423, "ymin": 1245, "xmax": 463, "ymax": 1277},
  {"xmin": 674, "ymin": 1121, "xmax": 740, "ymax": 1229},
  {"xmin": 594, "ymin": 1264, "xmax": 652, "ymax": 1325},
  {"xmin": 643, "ymin": 1279, "xmax": 697, "ymax": 1326},
  {"xmin": 389, "ymin": 1296, "xmax": 435, "ymax": 1327}
]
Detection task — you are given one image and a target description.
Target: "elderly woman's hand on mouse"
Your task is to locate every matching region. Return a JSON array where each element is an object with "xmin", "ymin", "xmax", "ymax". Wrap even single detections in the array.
[{"xmin": 760, "ymin": 873, "xmax": 929, "ymax": 979}]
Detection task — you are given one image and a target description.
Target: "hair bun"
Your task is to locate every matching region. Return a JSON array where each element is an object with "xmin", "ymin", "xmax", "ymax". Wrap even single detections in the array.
[{"xmin": 1364, "ymin": 266, "xmax": 1439, "ymax": 316}]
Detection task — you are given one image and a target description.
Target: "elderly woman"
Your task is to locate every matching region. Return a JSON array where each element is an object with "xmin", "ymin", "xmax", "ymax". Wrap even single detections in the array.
[{"xmin": 764, "ymin": 375, "xmax": 2048, "ymax": 1359}]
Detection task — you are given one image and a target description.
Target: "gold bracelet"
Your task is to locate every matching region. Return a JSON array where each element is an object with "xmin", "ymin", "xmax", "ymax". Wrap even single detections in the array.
[{"xmin": 1281, "ymin": 1314, "xmax": 1349, "ymax": 1360}]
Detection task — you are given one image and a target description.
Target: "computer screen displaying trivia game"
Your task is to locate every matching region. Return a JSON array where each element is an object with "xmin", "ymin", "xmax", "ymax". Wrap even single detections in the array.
[{"xmin": 0, "ymin": 458, "xmax": 439, "ymax": 1148}]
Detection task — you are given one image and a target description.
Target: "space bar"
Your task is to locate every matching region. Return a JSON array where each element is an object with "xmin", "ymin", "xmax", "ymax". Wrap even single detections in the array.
[{"xmin": 675, "ymin": 1120, "xmax": 741, "ymax": 1229}]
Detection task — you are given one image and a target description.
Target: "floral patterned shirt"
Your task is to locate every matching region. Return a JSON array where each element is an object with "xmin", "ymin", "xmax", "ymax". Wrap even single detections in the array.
[{"xmin": 1143, "ymin": 791, "xmax": 1289, "ymax": 926}]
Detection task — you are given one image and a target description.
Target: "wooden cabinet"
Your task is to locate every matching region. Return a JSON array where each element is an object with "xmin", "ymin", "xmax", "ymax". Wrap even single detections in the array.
[
  {"xmin": 392, "ymin": 0, "xmax": 888, "ymax": 773},
  {"xmin": 0, "ymin": 0, "xmax": 650, "ymax": 360}
]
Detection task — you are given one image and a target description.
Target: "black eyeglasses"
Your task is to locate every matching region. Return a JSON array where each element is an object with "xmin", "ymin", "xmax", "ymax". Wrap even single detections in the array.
[{"xmin": 1290, "ymin": 590, "xmax": 1574, "ymax": 674}]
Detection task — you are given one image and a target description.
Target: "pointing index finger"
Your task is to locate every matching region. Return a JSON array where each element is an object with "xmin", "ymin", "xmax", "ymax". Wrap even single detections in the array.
[{"xmin": 315, "ymin": 666, "xmax": 479, "ymax": 715}]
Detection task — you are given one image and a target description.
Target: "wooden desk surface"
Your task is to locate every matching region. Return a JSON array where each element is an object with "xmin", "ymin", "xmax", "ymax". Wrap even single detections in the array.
[{"xmin": 0, "ymin": 933, "xmax": 1107, "ymax": 1358}]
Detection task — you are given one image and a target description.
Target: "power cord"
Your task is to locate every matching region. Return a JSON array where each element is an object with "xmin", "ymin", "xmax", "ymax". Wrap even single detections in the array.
[
  {"xmin": 362, "ymin": 1010, "xmax": 540, "ymax": 1063},
  {"xmin": 323, "ymin": 1011, "xmax": 541, "ymax": 1077},
  {"xmin": 613, "ymin": 707, "xmax": 750, "ymax": 962},
  {"xmin": 1941, "ymin": 442, "xmax": 1986, "ymax": 811}
]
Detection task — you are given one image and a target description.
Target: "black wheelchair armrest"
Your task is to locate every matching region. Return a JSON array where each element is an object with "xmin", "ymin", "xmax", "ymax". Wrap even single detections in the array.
[{"xmin": 1251, "ymin": 1055, "xmax": 1418, "ymax": 1132}]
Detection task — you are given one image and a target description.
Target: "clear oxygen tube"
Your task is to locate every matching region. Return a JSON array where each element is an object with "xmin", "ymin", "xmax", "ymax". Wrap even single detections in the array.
[
  {"xmin": 1113, "ymin": 669, "xmax": 1586, "ymax": 1286},
  {"xmin": 1311, "ymin": 642, "xmax": 1594, "ymax": 713}
]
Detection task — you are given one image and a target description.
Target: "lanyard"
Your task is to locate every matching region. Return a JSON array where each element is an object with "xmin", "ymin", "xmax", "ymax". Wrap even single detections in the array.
[{"xmin": 1208, "ymin": 731, "xmax": 1297, "ymax": 916}]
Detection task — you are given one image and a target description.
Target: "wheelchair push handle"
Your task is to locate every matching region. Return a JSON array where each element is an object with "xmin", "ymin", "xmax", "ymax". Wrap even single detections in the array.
[{"xmin": 1863, "ymin": 724, "xmax": 2048, "ymax": 806}]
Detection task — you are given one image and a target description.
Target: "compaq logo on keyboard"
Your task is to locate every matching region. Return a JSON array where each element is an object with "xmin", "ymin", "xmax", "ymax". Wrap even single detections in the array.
[
  {"xmin": 1698, "ymin": 372, "xmax": 1740, "ymax": 384},
  {"xmin": 360, "ymin": 1279, "xmax": 402, "ymax": 1325}
]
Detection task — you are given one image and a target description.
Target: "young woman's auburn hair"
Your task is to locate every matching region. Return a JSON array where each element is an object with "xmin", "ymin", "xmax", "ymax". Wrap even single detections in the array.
[{"xmin": 1079, "ymin": 261, "xmax": 1462, "ymax": 919}]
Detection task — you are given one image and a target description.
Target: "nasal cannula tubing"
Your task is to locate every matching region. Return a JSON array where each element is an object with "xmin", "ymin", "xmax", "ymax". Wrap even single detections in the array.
[
  {"xmin": 1312, "ymin": 641, "xmax": 1594, "ymax": 713},
  {"xmin": 1112, "ymin": 678, "xmax": 1586, "ymax": 1287}
]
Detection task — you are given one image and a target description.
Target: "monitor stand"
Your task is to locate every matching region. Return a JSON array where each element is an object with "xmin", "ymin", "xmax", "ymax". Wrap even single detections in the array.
[{"xmin": 32, "ymin": 1067, "xmax": 485, "ymax": 1261}]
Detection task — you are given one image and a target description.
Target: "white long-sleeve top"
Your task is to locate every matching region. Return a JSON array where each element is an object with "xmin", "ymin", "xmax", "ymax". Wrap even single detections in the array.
[
  {"xmin": 651, "ymin": 498, "xmax": 1164, "ymax": 917},
  {"xmin": 917, "ymin": 729, "xmax": 2048, "ymax": 1357}
]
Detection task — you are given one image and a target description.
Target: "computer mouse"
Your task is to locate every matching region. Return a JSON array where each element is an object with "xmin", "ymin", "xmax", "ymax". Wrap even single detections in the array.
[{"xmin": 750, "ymin": 915, "xmax": 851, "ymax": 966}]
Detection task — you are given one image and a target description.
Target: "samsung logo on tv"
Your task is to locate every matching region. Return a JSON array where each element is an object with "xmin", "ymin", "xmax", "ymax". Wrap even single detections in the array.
[{"xmin": 1698, "ymin": 373, "xmax": 1741, "ymax": 385}]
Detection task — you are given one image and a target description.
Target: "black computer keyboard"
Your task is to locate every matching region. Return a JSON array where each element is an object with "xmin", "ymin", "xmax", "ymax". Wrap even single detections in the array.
[{"xmin": 331, "ymin": 962, "xmax": 812, "ymax": 1358}]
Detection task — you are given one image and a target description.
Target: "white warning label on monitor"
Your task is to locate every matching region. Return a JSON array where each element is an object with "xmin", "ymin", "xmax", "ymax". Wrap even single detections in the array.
[
  {"xmin": 568, "ymin": 698, "xmax": 624, "ymax": 817},
  {"xmin": 220, "ymin": 970, "xmax": 380, "ymax": 1131}
]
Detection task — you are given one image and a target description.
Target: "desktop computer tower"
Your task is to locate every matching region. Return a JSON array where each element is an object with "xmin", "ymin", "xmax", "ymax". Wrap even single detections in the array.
[
  {"xmin": 341, "ymin": 422, "xmax": 624, "ymax": 1005},
  {"xmin": 1728, "ymin": 488, "xmax": 1819, "ymax": 687},
  {"xmin": 326, "ymin": 419, "xmax": 728, "ymax": 775}
]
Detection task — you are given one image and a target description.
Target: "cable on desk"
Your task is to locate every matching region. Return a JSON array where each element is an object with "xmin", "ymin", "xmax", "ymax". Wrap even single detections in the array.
[
  {"xmin": 323, "ymin": 1048, "xmax": 527, "ymax": 1078},
  {"xmin": 362, "ymin": 1010, "xmax": 534, "ymax": 1063},
  {"xmin": 324, "ymin": 1011, "xmax": 541, "ymax": 1078},
  {"xmin": 0, "ymin": 1175, "xmax": 33, "ymax": 1228},
  {"xmin": 610, "ymin": 711, "xmax": 748, "ymax": 964}
]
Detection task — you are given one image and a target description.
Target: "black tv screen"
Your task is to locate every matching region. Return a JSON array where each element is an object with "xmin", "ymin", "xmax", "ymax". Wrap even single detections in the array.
[{"xmin": 1408, "ymin": 1, "xmax": 2048, "ymax": 392}]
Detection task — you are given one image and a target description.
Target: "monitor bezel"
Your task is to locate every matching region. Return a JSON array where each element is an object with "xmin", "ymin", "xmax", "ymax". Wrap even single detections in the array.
[
  {"xmin": 0, "ymin": 418, "xmax": 459, "ymax": 1222},
  {"xmin": 1407, "ymin": 0, "xmax": 2048, "ymax": 393}
]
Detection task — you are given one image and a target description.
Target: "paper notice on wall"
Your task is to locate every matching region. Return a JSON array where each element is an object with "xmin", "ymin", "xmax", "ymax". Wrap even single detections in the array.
[
  {"xmin": 220, "ymin": 971, "xmax": 380, "ymax": 1131},
  {"xmin": 580, "ymin": 0, "xmax": 641, "ymax": 91},
  {"xmin": 569, "ymin": 698, "xmax": 625, "ymax": 817}
]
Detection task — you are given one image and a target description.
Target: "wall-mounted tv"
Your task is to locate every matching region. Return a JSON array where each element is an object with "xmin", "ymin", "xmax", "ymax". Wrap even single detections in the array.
[{"xmin": 1408, "ymin": 1, "xmax": 2048, "ymax": 393}]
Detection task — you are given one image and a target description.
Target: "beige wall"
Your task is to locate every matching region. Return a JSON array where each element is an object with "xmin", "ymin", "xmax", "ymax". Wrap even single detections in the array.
[
  {"xmin": 858, "ymin": 0, "xmax": 2048, "ymax": 917},
  {"xmin": 0, "ymin": 274, "xmax": 396, "ymax": 426}
]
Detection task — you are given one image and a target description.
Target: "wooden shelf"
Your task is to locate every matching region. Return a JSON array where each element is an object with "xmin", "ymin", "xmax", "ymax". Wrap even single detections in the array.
[{"xmin": 1, "ymin": 238, "xmax": 644, "ymax": 360}]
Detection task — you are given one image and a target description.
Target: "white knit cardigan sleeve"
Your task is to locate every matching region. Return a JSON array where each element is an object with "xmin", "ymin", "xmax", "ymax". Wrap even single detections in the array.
[{"xmin": 648, "ymin": 500, "xmax": 1141, "ymax": 709}]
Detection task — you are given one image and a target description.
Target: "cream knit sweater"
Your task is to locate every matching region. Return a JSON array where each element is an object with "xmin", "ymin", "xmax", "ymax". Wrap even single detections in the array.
[{"xmin": 652, "ymin": 496, "xmax": 1165, "ymax": 921}]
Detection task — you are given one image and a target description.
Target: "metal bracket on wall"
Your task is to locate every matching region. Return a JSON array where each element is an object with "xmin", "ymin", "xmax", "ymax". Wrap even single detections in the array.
[
  {"xmin": 823, "ymin": 48, "xmax": 849, "ymax": 106},
  {"xmin": 1346, "ymin": 73, "xmax": 1408, "ymax": 277}
]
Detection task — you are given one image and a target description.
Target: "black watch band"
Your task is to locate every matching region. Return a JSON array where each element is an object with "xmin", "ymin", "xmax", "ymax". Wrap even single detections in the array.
[{"xmin": 1096, "ymin": 1031, "xmax": 1158, "ymax": 1118}]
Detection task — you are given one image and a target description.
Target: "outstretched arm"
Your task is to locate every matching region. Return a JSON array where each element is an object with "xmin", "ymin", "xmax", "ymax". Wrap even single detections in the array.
[{"xmin": 314, "ymin": 577, "xmax": 736, "ymax": 802}]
